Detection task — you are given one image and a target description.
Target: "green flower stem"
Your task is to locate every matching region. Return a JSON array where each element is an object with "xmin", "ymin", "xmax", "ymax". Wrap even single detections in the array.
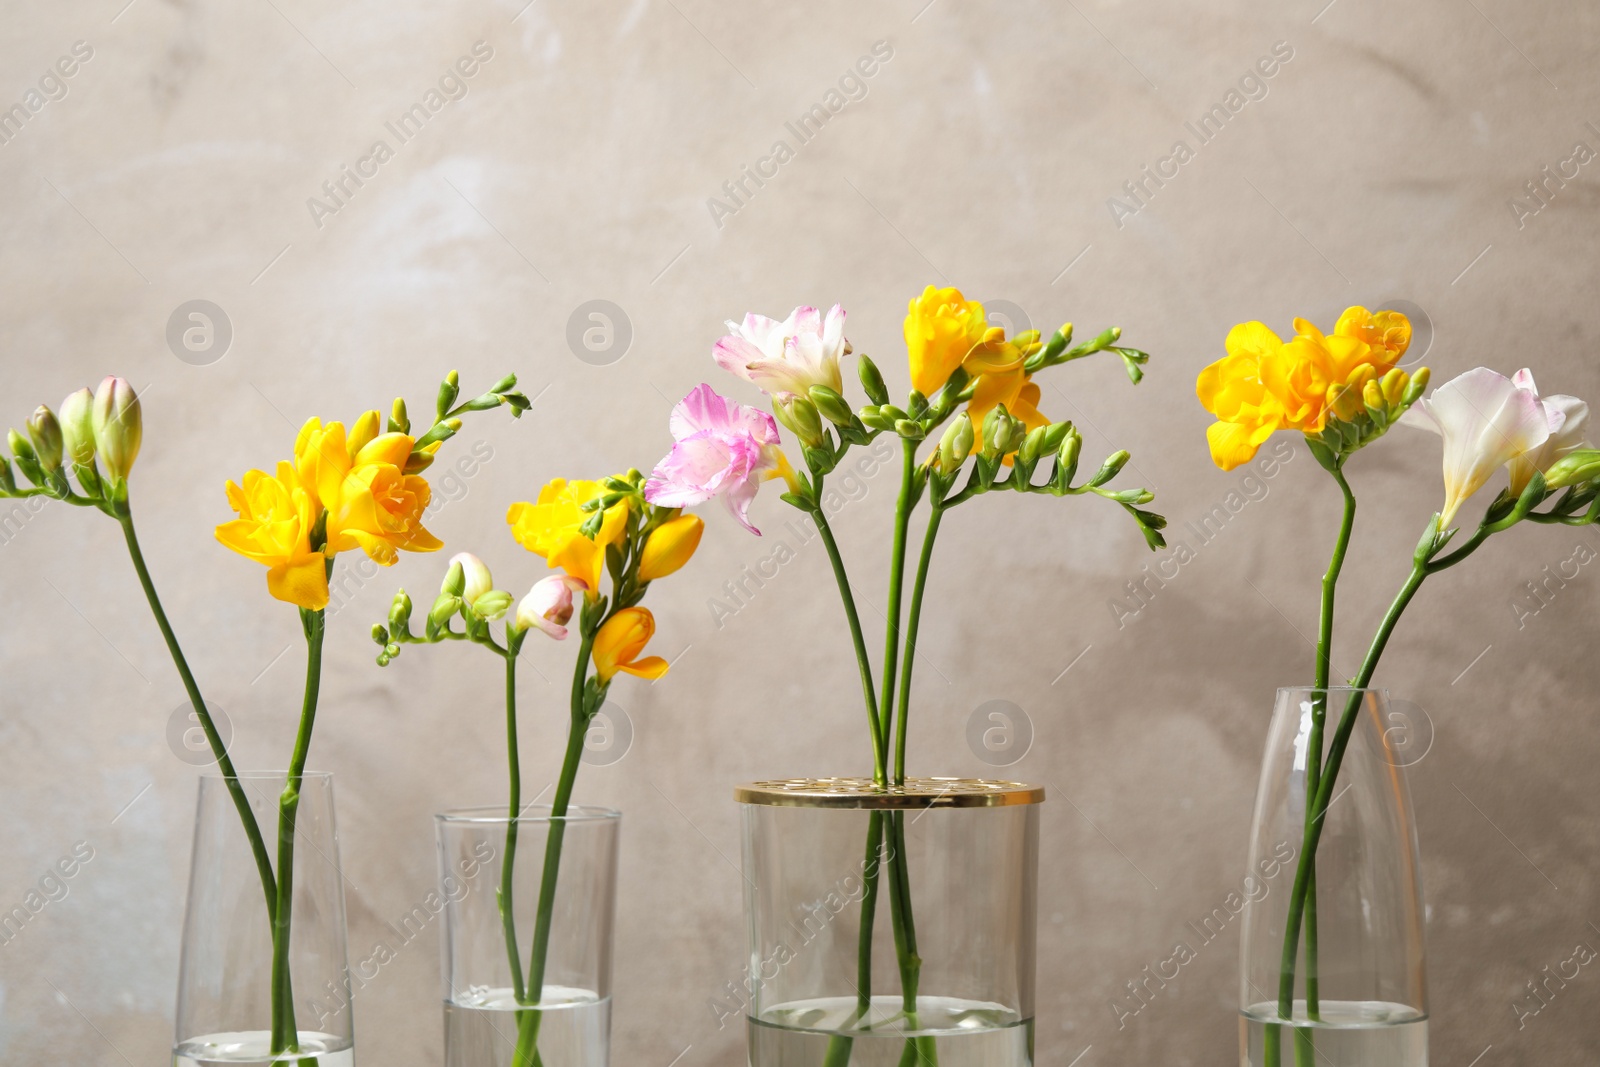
[
  {"xmin": 511, "ymin": 625, "xmax": 598, "ymax": 1067},
  {"xmin": 1289, "ymin": 465, "xmax": 1355, "ymax": 1064},
  {"xmin": 877, "ymin": 441, "xmax": 918, "ymax": 761},
  {"xmin": 500, "ymin": 647, "xmax": 527, "ymax": 1006},
  {"xmin": 807, "ymin": 472, "xmax": 886, "ymax": 784},
  {"xmin": 270, "ymin": 606, "xmax": 326, "ymax": 1057},
  {"xmin": 885, "ymin": 811, "xmax": 937, "ymax": 1066},
  {"xmin": 118, "ymin": 515, "xmax": 279, "ymax": 917},
  {"xmin": 892, "ymin": 503, "xmax": 944, "ymax": 785},
  {"xmin": 822, "ymin": 810, "xmax": 887, "ymax": 1067}
]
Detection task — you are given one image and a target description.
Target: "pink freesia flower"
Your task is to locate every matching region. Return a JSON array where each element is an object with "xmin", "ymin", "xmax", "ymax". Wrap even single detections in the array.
[
  {"xmin": 517, "ymin": 574, "xmax": 587, "ymax": 640},
  {"xmin": 1507, "ymin": 369, "xmax": 1589, "ymax": 496},
  {"xmin": 712, "ymin": 304, "xmax": 849, "ymax": 398},
  {"xmin": 645, "ymin": 384, "xmax": 790, "ymax": 535}
]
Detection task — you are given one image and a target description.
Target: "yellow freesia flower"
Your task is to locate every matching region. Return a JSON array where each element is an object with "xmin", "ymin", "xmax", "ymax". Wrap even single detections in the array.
[
  {"xmin": 592, "ymin": 606, "xmax": 669, "ymax": 681},
  {"xmin": 215, "ymin": 462, "xmax": 329, "ymax": 610},
  {"xmin": 506, "ymin": 478, "xmax": 629, "ymax": 589},
  {"xmin": 1198, "ymin": 309, "xmax": 1411, "ymax": 470},
  {"xmin": 905, "ymin": 285, "xmax": 988, "ymax": 397},
  {"xmin": 1197, "ymin": 322, "xmax": 1287, "ymax": 471},
  {"xmin": 295, "ymin": 414, "xmax": 442, "ymax": 565},
  {"xmin": 638, "ymin": 513, "xmax": 704, "ymax": 581}
]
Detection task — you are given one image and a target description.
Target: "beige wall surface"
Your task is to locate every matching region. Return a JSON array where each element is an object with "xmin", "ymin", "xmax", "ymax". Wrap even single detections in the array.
[{"xmin": 1, "ymin": 0, "xmax": 1597, "ymax": 1063}]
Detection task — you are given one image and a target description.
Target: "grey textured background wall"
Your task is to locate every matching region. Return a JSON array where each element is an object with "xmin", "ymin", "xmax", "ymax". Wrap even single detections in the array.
[{"xmin": 1, "ymin": 0, "xmax": 1596, "ymax": 1063}]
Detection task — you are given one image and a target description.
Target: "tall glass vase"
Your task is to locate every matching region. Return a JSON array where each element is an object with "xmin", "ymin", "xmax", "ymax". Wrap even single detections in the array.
[
  {"xmin": 174, "ymin": 771, "xmax": 354, "ymax": 1066},
  {"xmin": 435, "ymin": 806, "xmax": 620, "ymax": 1067},
  {"xmin": 1239, "ymin": 688, "xmax": 1427, "ymax": 1067},
  {"xmin": 737, "ymin": 777, "xmax": 1041, "ymax": 1067}
]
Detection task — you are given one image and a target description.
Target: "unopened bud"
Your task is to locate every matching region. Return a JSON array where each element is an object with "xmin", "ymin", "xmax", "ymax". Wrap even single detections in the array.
[
  {"xmin": 809, "ymin": 386, "xmax": 855, "ymax": 427},
  {"xmin": 26, "ymin": 407, "xmax": 62, "ymax": 471},
  {"xmin": 91, "ymin": 376, "xmax": 142, "ymax": 480},
  {"xmin": 1018, "ymin": 425, "xmax": 1047, "ymax": 466},
  {"xmin": 389, "ymin": 397, "xmax": 410, "ymax": 434},
  {"xmin": 1402, "ymin": 367, "xmax": 1431, "ymax": 405},
  {"xmin": 775, "ymin": 395, "xmax": 825, "ymax": 447},
  {"xmin": 857, "ymin": 354, "xmax": 890, "ymax": 405},
  {"xmin": 938, "ymin": 413, "xmax": 974, "ymax": 471},
  {"xmin": 58, "ymin": 388, "xmax": 96, "ymax": 465},
  {"xmin": 389, "ymin": 590, "xmax": 413, "ymax": 631},
  {"xmin": 473, "ymin": 589, "xmax": 513, "ymax": 621},
  {"xmin": 1089, "ymin": 450, "xmax": 1130, "ymax": 486},
  {"xmin": 429, "ymin": 592, "xmax": 462, "ymax": 628},
  {"xmin": 440, "ymin": 559, "xmax": 466, "ymax": 597},
  {"xmin": 1543, "ymin": 449, "xmax": 1600, "ymax": 490}
]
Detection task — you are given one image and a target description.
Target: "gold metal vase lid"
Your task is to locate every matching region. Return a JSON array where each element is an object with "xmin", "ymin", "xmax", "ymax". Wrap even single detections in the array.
[{"xmin": 734, "ymin": 776, "xmax": 1045, "ymax": 809}]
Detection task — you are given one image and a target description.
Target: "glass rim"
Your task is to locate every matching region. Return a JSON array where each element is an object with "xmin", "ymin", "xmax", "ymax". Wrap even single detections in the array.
[
  {"xmin": 435, "ymin": 804, "xmax": 621, "ymax": 825},
  {"xmin": 198, "ymin": 769, "xmax": 334, "ymax": 782},
  {"xmin": 735, "ymin": 776, "xmax": 1045, "ymax": 809},
  {"xmin": 1274, "ymin": 685, "xmax": 1390, "ymax": 697}
]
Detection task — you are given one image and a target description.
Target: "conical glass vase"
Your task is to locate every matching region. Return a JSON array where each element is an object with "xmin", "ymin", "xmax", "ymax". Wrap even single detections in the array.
[
  {"xmin": 737, "ymin": 777, "xmax": 1041, "ymax": 1067},
  {"xmin": 173, "ymin": 771, "xmax": 354, "ymax": 1067},
  {"xmin": 435, "ymin": 805, "xmax": 620, "ymax": 1067},
  {"xmin": 1239, "ymin": 688, "xmax": 1427, "ymax": 1067}
]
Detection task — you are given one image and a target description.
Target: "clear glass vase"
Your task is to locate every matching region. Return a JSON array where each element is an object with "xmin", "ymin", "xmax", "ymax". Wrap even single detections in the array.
[
  {"xmin": 1239, "ymin": 688, "xmax": 1427, "ymax": 1067},
  {"xmin": 737, "ymin": 777, "xmax": 1042, "ymax": 1067},
  {"xmin": 174, "ymin": 771, "xmax": 355, "ymax": 1066},
  {"xmin": 435, "ymin": 806, "xmax": 620, "ymax": 1067}
]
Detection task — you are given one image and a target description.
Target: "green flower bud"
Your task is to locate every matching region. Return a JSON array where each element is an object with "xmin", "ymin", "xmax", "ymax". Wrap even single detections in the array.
[
  {"xmin": 389, "ymin": 589, "xmax": 413, "ymax": 631},
  {"xmin": 775, "ymin": 395, "xmax": 825, "ymax": 448},
  {"xmin": 879, "ymin": 404, "xmax": 909, "ymax": 423},
  {"xmin": 91, "ymin": 376, "xmax": 142, "ymax": 481},
  {"xmin": 1401, "ymin": 366, "xmax": 1431, "ymax": 406},
  {"xmin": 809, "ymin": 385, "xmax": 855, "ymax": 427},
  {"xmin": 429, "ymin": 592, "xmax": 462, "ymax": 628},
  {"xmin": 1089, "ymin": 450, "xmax": 1130, "ymax": 487},
  {"xmin": 440, "ymin": 559, "xmax": 466, "ymax": 597},
  {"xmin": 389, "ymin": 396, "xmax": 410, "ymax": 434},
  {"xmin": 437, "ymin": 370, "xmax": 460, "ymax": 418},
  {"xmin": 938, "ymin": 413, "xmax": 974, "ymax": 471},
  {"xmin": 371, "ymin": 623, "xmax": 389, "ymax": 646},
  {"xmin": 473, "ymin": 589, "xmax": 513, "ymax": 621},
  {"xmin": 857, "ymin": 355, "xmax": 890, "ymax": 406},
  {"xmin": 58, "ymin": 388, "xmax": 96, "ymax": 465},
  {"xmin": 1018, "ymin": 425, "xmax": 1047, "ymax": 466},
  {"xmin": 988, "ymin": 405, "xmax": 1018, "ymax": 455},
  {"xmin": 1056, "ymin": 430, "xmax": 1082, "ymax": 480},
  {"xmin": 894, "ymin": 419, "xmax": 926, "ymax": 440},
  {"xmin": 1544, "ymin": 449, "xmax": 1600, "ymax": 490},
  {"xmin": 1042, "ymin": 421, "xmax": 1074, "ymax": 453},
  {"xmin": 26, "ymin": 407, "xmax": 62, "ymax": 471}
]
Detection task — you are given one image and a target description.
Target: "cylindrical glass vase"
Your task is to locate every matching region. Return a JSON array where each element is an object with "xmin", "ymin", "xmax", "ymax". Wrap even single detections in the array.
[
  {"xmin": 435, "ymin": 806, "xmax": 620, "ymax": 1067},
  {"xmin": 174, "ymin": 771, "xmax": 354, "ymax": 1066},
  {"xmin": 1239, "ymin": 688, "xmax": 1427, "ymax": 1066},
  {"xmin": 737, "ymin": 777, "xmax": 1042, "ymax": 1066}
]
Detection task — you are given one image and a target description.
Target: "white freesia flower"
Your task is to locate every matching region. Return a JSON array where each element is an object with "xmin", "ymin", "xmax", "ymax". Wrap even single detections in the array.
[
  {"xmin": 712, "ymin": 304, "xmax": 848, "ymax": 398},
  {"xmin": 1507, "ymin": 369, "xmax": 1589, "ymax": 496},
  {"xmin": 1401, "ymin": 367, "xmax": 1553, "ymax": 527}
]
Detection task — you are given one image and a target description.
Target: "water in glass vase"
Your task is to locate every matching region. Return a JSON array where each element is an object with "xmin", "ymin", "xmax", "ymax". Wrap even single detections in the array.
[
  {"xmin": 749, "ymin": 994, "xmax": 1032, "ymax": 1066},
  {"xmin": 444, "ymin": 985, "xmax": 611, "ymax": 1067},
  {"xmin": 173, "ymin": 1031, "xmax": 354, "ymax": 1066},
  {"xmin": 1240, "ymin": 1000, "xmax": 1427, "ymax": 1066}
]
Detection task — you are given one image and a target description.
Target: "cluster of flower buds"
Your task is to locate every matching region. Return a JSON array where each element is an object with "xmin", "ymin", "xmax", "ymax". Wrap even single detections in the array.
[
  {"xmin": 1, "ymin": 376, "xmax": 143, "ymax": 513},
  {"xmin": 396, "ymin": 370, "xmax": 530, "ymax": 475},
  {"xmin": 1024, "ymin": 323, "xmax": 1149, "ymax": 385},
  {"xmin": 1309, "ymin": 366, "xmax": 1431, "ymax": 468},
  {"xmin": 372, "ymin": 551, "xmax": 517, "ymax": 664}
]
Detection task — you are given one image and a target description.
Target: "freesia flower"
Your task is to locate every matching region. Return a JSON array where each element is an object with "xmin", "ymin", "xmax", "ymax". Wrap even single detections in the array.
[
  {"xmin": 516, "ymin": 574, "xmax": 587, "ymax": 640},
  {"xmin": 592, "ymin": 606, "xmax": 669, "ymax": 680},
  {"xmin": 1401, "ymin": 367, "xmax": 1554, "ymax": 527},
  {"xmin": 905, "ymin": 286, "xmax": 988, "ymax": 396},
  {"xmin": 91, "ymin": 376, "xmax": 142, "ymax": 480},
  {"xmin": 1198, "ymin": 309, "xmax": 1412, "ymax": 470},
  {"xmin": 294, "ymin": 414, "xmax": 442, "ymax": 565},
  {"xmin": 507, "ymin": 478, "xmax": 629, "ymax": 589},
  {"xmin": 1196, "ymin": 322, "xmax": 1287, "ymax": 470},
  {"xmin": 645, "ymin": 384, "xmax": 793, "ymax": 536},
  {"xmin": 25, "ymin": 406, "xmax": 63, "ymax": 471},
  {"xmin": 215, "ymin": 462, "xmax": 329, "ymax": 609},
  {"xmin": 1507, "ymin": 369, "xmax": 1589, "ymax": 496},
  {"xmin": 638, "ymin": 513, "xmax": 704, "ymax": 581},
  {"xmin": 713, "ymin": 305, "xmax": 848, "ymax": 398}
]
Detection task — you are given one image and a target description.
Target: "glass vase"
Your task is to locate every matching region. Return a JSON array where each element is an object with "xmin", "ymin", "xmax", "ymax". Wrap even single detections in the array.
[
  {"xmin": 174, "ymin": 771, "xmax": 355, "ymax": 1066},
  {"xmin": 1239, "ymin": 688, "xmax": 1427, "ymax": 1066},
  {"xmin": 435, "ymin": 806, "xmax": 620, "ymax": 1067},
  {"xmin": 737, "ymin": 777, "xmax": 1042, "ymax": 1067}
]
